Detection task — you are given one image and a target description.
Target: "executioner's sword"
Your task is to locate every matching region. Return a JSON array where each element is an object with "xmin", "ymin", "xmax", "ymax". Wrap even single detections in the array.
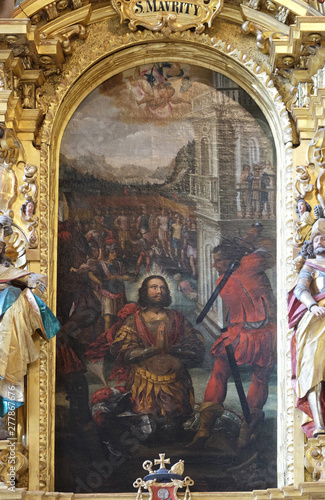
[{"xmin": 196, "ymin": 241, "xmax": 253, "ymax": 424}]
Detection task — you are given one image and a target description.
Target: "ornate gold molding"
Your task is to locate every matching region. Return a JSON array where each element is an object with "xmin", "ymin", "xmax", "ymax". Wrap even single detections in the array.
[
  {"xmin": 0, "ymin": 14, "xmax": 91, "ymax": 142},
  {"xmin": 241, "ymin": 4, "xmax": 290, "ymax": 54},
  {"xmin": 0, "ymin": 442, "xmax": 29, "ymax": 490},
  {"xmin": 2, "ymin": 483, "xmax": 325, "ymax": 499},
  {"xmin": 32, "ymin": 25, "xmax": 294, "ymax": 492},
  {"xmin": 305, "ymin": 435, "xmax": 325, "ymax": 481},
  {"xmin": 0, "ymin": 124, "xmax": 24, "ymax": 214},
  {"xmin": 2, "ymin": 3, "xmax": 319, "ymax": 494}
]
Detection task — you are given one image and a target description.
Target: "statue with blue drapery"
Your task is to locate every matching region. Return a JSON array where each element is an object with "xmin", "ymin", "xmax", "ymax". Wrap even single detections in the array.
[{"xmin": 0, "ymin": 213, "xmax": 60, "ymax": 417}]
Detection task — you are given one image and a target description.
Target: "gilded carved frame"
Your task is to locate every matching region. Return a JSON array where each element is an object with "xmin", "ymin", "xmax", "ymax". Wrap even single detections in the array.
[{"xmin": 32, "ymin": 28, "xmax": 296, "ymax": 495}]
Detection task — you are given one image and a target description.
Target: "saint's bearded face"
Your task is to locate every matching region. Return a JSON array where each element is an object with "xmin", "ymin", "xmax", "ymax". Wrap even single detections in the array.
[
  {"xmin": 313, "ymin": 234, "xmax": 325, "ymax": 255},
  {"xmin": 138, "ymin": 275, "xmax": 172, "ymax": 308},
  {"xmin": 147, "ymin": 278, "xmax": 167, "ymax": 307}
]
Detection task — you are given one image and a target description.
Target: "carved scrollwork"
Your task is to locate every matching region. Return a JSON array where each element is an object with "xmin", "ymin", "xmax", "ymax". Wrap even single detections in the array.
[
  {"xmin": 309, "ymin": 127, "xmax": 325, "ymax": 170},
  {"xmin": 294, "ymin": 165, "xmax": 314, "ymax": 201},
  {"xmin": 30, "ymin": 0, "xmax": 87, "ymax": 30},
  {"xmin": 44, "ymin": 1, "xmax": 59, "ymax": 21},
  {"xmin": 265, "ymin": 0, "xmax": 276, "ymax": 11},
  {"xmin": 21, "ymin": 83, "xmax": 35, "ymax": 109},
  {"xmin": 19, "ymin": 164, "xmax": 38, "ymax": 203},
  {"xmin": 36, "ymin": 88, "xmax": 49, "ymax": 115},
  {"xmin": 19, "ymin": 164, "xmax": 39, "ymax": 248},
  {"xmin": 241, "ymin": 21, "xmax": 269, "ymax": 53},
  {"xmin": 0, "ymin": 443, "xmax": 29, "ymax": 489},
  {"xmin": 308, "ymin": 128, "xmax": 325, "ymax": 209},
  {"xmin": 305, "ymin": 435, "xmax": 325, "ymax": 481},
  {"xmin": 4, "ymin": 222, "xmax": 28, "ymax": 267},
  {"xmin": 0, "ymin": 125, "xmax": 23, "ymax": 170},
  {"xmin": 55, "ymin": 24, "xmax": 88, "ymax": 55},
  {"xmin": 0, "ymin": 63, "xmax": 7, "ymax": 91},
  {"xmin": 0, "ymin": 125, "xmax": 24, "ymax": 213},
  {"xmin": 26, "ymin": 218, "xmax": 39, "ymax": 249},
  {"xmin": 30, "ymin": 13, "xmax": 42, "ymax": 25}
]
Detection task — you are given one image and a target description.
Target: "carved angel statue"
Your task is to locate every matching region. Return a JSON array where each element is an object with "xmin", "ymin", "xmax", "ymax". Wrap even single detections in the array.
[
  {"xmin": 0, "ymin": 213, "xmax": 60, "ymax": 417},
  {"xmin": 293, "ymin": 198, "xmax": 315, "ymax": 247},
  {"xmin": 21, "ymin": 199, "xmax": 39, "ymax": 248},
  {"xmin": 294, "ymin": 165, "xmax": 314, "ymax": 201}
]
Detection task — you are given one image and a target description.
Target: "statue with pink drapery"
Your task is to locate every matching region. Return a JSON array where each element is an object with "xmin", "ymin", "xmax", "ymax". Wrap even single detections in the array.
[{"xmin": 289, "ymin": 218, "xmax": 325, "ymax": 438}]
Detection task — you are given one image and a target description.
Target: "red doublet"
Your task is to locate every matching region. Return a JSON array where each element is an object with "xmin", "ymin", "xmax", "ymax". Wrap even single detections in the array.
[{"xmin": 204, "ymin": 253, "xmax": 276, "ymax": 409}]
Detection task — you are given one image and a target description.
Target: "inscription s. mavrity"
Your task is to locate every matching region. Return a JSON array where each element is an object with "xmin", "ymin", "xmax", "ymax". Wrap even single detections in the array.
[
  {"xmin": 134, "ymin": 0, "xmax": 200, "ymax": 16},
  {"xmin": 111, "ymin": 0, "xmax": 223, "ymax": 34}
]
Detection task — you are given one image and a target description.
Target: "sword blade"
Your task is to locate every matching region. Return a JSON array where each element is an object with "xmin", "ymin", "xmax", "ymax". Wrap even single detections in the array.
[
  {"xmin": 225, "ymin": 344, "xmax": 251, "ymax": 424},
  {"xmin": 196, "ymin": 260, "xmax": 240, "ymax": 324}
]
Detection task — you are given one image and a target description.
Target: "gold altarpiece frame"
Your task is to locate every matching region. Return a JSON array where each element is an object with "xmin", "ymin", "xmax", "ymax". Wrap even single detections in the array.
[{"xmin": 0, "ymin": 0, "xmax": 324, "ymax": 497}]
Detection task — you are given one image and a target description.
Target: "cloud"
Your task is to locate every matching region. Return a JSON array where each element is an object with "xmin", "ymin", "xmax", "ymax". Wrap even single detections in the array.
[{"xmin": 61, "ymin": 110, "xmax": 194, "ymax": 170}]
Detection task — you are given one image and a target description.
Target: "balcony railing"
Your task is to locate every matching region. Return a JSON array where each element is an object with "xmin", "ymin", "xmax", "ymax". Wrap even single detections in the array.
[
  {"xmin": 189, "ymin": 174, "xmax": 219, "ymax": 206},
  {"xmin": 236, "ymin": 181, "xmax": 276, "ymax": 219}
]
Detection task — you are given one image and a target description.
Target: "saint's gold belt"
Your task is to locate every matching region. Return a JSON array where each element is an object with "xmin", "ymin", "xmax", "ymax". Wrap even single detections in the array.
[{"xmin": 134, "ymin": 367, "xmax": 179, "ymax": 383}]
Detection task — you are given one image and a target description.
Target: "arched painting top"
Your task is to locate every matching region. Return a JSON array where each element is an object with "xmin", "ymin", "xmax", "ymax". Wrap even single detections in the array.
[{"xmin": 38, "ymin": 32, "xmax": 294, "ymax": 492}]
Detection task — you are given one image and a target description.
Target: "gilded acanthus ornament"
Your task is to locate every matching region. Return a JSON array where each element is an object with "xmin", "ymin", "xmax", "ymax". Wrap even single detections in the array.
[
  {"xmin": 19, "ymin": 164, "xmax": 38, "ymax": 204},
  {"xmin": 305, "ymin": 435, "xmax": 325, "ymax": 481},
  {"xmin": 21, "ymin": 83, "xmax": 34, "ymax": 109},
  {"xmin": 0, "ymin": 443, "xmax": 29, "ymax": 489},
  {"xmin": 0, "ymin": 124, "xmax": 24, "ymax": 213},
  {"xmin": 0, "ymin": 124, "xmax": 22, "ymax": 170},
  {"xmin": 308, "ymin": 128, "xmax": 325, "ymax": 209},
  {"xmin": 19, "ymin": 164, "xmax": 39, "ymax": 248},
  {"xmin": 2, "ymin": 216, "xmax": 28, "ymax": 265},
  {"xmin": 55, "ymin": 24, "xmax": 88, "ymax": 55},
  {"xmin": 36, "ymin": 88, "xmax": 49, "ymax": 115},
  {"xmin": 44, "ymin": 1, "xmax": 59, "ymax": 21}
]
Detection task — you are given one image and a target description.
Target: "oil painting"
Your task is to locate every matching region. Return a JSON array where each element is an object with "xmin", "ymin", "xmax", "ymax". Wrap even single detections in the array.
[{"xmin": 55, "ymin": 63, "xmax": 277, "ymax": 493}]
